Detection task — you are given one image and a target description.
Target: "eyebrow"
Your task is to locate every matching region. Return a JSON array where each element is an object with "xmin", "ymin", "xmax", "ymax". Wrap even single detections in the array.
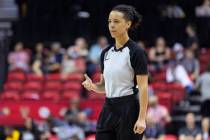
[{"xmin": 108, "ymin": 19, "xmax": 120, "ymax": 21}]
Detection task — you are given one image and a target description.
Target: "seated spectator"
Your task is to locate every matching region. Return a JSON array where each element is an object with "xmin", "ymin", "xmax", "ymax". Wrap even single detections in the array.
[
  {"xmin": 147, "ymin": 95, "xmax": 172, "ymax": 128},
  {"xmin": 173, "ymin": 43, "xmax": 184, "ymax": 61},
  {"xmin": 196, "ymin": 0, "xmax": 210, "ymax": 17},
  {"xmin": 87, "ymin": 36, "xmax": 108, "ymax": 76},
  {"xmin": 143, "ymin": 114, "xmax": 165, "ymax": 140},
  {"xmin": 47, "ymin": 42, "xmax": 64, "ymax": 73},
  {"xmin": 64, "ymin": 98, "xmax": 93, "ymax": 131},
  {"xmin": 185, "ymin": 24, "xmax": 200, "ymax": 58},
  {"xmin": 21, "ymin": 118, "xmax": 40, "ymax": 140},
  {"xmin": 32, "ymin": 42, "xmax": 47, "ymax": 76},
  {"xmin": 149, "ymin": 37, "xmax": 171, "ymax": 71},
  {"xmin": 89, "ymin": 36, "xmax": 108, "ymax": 64},
  {"xmin": 8, "ymin": 42, "xmax": 30, "ymax": 72},
  {"xmin": 181, "ymin": 49, "xmax": 200, "ymax": 80},
  {"xmin": 166, "ymin": 59, "xmax": 194, "ymax": 93},
  {"xmin": 61, "ymin": 54, "xmax": 78, "ymax": 79},
  {"xmin": 195, "ymin": 63, "xmax": 210, "ymax": 117},
  {"xmin": 66, "ymin": 37, "xmax": 88, "ymax": 74},
  {"xmin": 137, "ymin": 40, "xmax": 147, "ymax": 50},
  {"xmin": 68, "ymin": 37, "xmax": 88, "ymax": 59},
  {"xmin": 201, "ymin": 117, "xmax": 210, "ymax": 140},
  {"xmin": 178, "ymin": 113, "xmax": 202, "ymax": 140},
  {"xmin": 161, "ymin": 1, "xmax": 185, "ymax": 18},
  {"xmin": 4, "ymin": 126, "xmax": 21, "ymax": 140}
]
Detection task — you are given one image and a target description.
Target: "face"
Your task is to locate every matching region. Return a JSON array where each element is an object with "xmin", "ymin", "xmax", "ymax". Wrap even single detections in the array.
[
  {"xmin": 75, "ymin": 38, "xmax": 87, "ymax": 49},
  {"xmin": 98, "ymin": 37, "xmax": 108, "ymax": 48},
  {"xmin": 185, "ymin": 50, "xmax": 194, "ymax": 59},
  {"xmin": 156, "ymin": 37, "xmax": 166, "ymax": 48},
  {"xmin": 15, "ymin": 42, "xmax": 23, "ymax": 52},
  {"xmin": 108, "ymin": 11, "xmax": 131, "ymax": 38},
  {"xmin": 202, "ymin": 118, "xmax": 210, "ymax": 130},
  {"xmin": 186, "ymin": 113, "xmax": 195, "ymax": 126},
  {"xmin": 36, "ymin": 43, "xmax": 44, "ymax": 52}
]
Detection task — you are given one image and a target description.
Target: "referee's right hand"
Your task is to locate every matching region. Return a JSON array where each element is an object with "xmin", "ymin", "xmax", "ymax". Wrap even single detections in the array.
[{"xmin": 82, "ymin": 74, "xmax": 94, "ymax": 91}]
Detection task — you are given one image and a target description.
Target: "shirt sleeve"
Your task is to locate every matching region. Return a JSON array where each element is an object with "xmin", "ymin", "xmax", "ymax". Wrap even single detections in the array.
[
  {"xmin": 130, "ymin": 47, "xmax": 148, "ymax": 75},
  {"xmin": 100, "ymin": 46, "xmax": 111, "ymax": 74}
]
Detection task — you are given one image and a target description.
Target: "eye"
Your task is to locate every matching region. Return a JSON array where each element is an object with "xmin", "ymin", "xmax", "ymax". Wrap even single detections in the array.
[{"xmin": 113, "ymin": 20, "xmax": 119, "ymax": 23}]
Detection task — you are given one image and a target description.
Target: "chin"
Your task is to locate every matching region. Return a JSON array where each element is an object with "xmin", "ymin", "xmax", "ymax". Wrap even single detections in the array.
[{"xmin": 110, "ymin": 34, "xmax": 116, "ymax": 38}]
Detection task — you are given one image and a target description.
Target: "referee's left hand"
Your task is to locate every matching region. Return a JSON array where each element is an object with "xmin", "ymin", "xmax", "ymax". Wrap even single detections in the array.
[{"xmin": 133, "ymin": 119, "xmax": 146, "ymax": 134}]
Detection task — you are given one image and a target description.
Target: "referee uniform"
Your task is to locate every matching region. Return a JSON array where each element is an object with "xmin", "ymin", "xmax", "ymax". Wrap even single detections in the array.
[{"xmin": 96, "ymin": 39, "xmax": 148, "ymax": 140}]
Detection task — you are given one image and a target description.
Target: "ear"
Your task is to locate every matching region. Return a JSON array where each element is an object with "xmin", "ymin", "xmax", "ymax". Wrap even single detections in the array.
[{"xmin": 127, "ymin": 21, "xmax": 132, "ymax": 29}]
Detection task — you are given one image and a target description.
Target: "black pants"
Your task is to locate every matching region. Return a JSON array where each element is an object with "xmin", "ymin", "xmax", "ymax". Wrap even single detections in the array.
[{"xmin": 96, "ymin": 94, "xmax": 143, "ymax": 140}]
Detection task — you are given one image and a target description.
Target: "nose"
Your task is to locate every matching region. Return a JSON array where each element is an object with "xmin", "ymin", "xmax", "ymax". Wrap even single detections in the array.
[{"xmin": 109, "ymin": 22, "xmax": 115, "ymax": 29}]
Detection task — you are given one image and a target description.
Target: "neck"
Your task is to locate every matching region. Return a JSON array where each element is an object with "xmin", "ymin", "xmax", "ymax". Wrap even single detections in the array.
[
  {"xmin": 115, "ymin": 33, "xmax": 129, "ymax": 49},
  {"xmin": 187, "ymin": 124, "xmax": 195, "ymax": 129}
]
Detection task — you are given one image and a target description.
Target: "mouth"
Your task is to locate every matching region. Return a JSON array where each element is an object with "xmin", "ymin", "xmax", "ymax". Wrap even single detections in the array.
[{"xmin": 110, "ymin": 30, "xmax": 117, "ymax": 33}]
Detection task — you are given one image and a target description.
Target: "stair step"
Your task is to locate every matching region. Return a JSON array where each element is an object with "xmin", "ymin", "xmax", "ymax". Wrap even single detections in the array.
[{"xmin": 172, "ymin": 115, "xmax": 202, "ymax": 122}]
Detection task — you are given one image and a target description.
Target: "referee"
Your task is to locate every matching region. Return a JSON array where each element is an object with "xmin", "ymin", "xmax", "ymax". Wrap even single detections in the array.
[{"xmin": 82, "ymin": 4, "xmax": 148, "ymax": 140}]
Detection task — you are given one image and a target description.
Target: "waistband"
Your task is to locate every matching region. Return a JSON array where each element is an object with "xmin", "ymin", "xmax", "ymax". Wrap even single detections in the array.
[{"xmin": 105, "ymin": 93, "xmax": 138, "ymax": 105}]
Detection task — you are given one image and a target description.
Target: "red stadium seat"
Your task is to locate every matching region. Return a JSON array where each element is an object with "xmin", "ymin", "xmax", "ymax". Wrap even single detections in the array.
[
  {"xmin": 46, "ymin": 73, "xmax": 61, "ymax": 81},
  {"xmin": 85, "ymin": 134, "xmax": 96, "ymax": 140},
  {"xmin": 65, "ymin": 73, "xmax": 83, "ymax": 81},
  {"xmin": 80, "ymin": 99, "xmax": 104, "ymax": 120},
  {"xmin": 166, "ymin": 83, "xmax": 183, "ymax": 91},
  {"xmin": 92, "ymin": 72, "xmax": 101, "ymax": 82},
  {"xmin": 155, "ymin": 92, "xmax": 173, "ymax": 112},
  {"xmin": 88, "ymin": 91, "xmax": 105, "ymax": 99},
  {"xmin": 8, "ymin": 72, "xmax": 25, "ymax": 82},
  {"xmin": 24, "ymin": 81, "xmax": 43, "ymax": 91},
  {"xmin": 151, "ymin": 82, "xmax": 167, "ymax": 92},
  {"xmin": 153, "ymin": 71, "xmax": 166, "ymax": 82},
  {"xmin": 165, "ymin": 134, "xmax": 177, "ymax": 140},
  {"xmin": 42, "ymin": 90, "xmax": 60, "ymax": 101},
  {"xmin": 27, "ymin": 74, "xmax": 45, "ymax": 82},
  {"xmin": 63, "ymin": 82, "xmax": 82, "ymax": 91},
  {"xmin": 45, "ymin": 81, "xmax": 62, "ymax": 91},
  {"xmin": 22, "ymin": 91, "xmax": 40, "ymax": 100},
  {"xmin": 4, "ymin": 82, "xmax": 23, "ymax": 91},
  {"xmin": 62, "ymin": 91, "xmax": 80, "ymax": 100},
  {"xmin": 1, "ymin": 91, "xmax": 20, "ymax": 100}
]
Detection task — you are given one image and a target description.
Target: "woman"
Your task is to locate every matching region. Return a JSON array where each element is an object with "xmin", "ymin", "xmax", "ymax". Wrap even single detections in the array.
[
  {"xmin": 149, "ymin": 37, "xmax": 171, "ymax": 71},
  {"xmin": 82, "ymin": 5, "xmax": 148, "ymax": 140}
]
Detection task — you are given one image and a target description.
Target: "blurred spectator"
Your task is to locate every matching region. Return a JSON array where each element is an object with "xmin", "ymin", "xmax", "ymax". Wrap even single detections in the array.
[
  {"xmin": 8, "ymin": 42, "xmax": 30, "ymax": 72},
  {"xmin": 181, "ymin": 49, "xmax": 200, "ymax": 81},
  {"xmin": 195, "ymin": 63, "xmax": 210, "ymax": 117},
  {"xmin": 87, "ymin": 36, "xmax": 108, "ymax": 76},
  {"xmin": 186, "ymin": 24, "xmax": 199, "ymax": 46},
  {"xmin": 61, "ymin": 54, "xmax": 78, "ymax": 79},
  {"xmin": 64, "ymin": 98, "xmax": 93, "ymax": 131},
  {"xmin": 137, "ymin": 40, "xmax": 146, "ymax": 49},
  {"xmin": 147, "ymin": 95, "xmax": 172, "ymax": 128},
  {"xmin": 196, "ymin": 0, "xmax": 210, "ymax": 17},
  {"xmin": 173, "ymin": 43, "xmax": 184, "ymax": 61},
  {"xmin": 161, "ymin": 1, "xmax": 185, "ymax": 18},
  {"xmin": 47, "ymin": 42, "xmax": 64, "ymax": 73},
  {"xmin": 149, "ymin": 37, "xmax": 171, "ymax": 71},
  {"xmin": 21, "ymin": 118, "xmax": 40, "ymax": 140},
  {"xmin": 166, "ymin": 59, "xmax": 194, "ymax": 93},
  {"xmin": 178, "ymin": 113, "xmax": 202, "ymax": 140},
  {"xmin": 201, "ymin": 117, "xmax": 210, "ymax": 140},
  {"xmin": 32, "ymin": 42, "xmax": 47, "ymax": 76},
  {"xmin": 4, "ymin": 126, "xmax": 21, "ymax": 140},
  {"xmin": 89, "ymin": 36, "xmax": 108, "ymax": 64},
  {"xmin": 68, "ymin": 37, "xmax": 88, "ymax": 59},
  {"xmin": 143, "ymin": 114, "xmax": 165, "ymax": 140}
]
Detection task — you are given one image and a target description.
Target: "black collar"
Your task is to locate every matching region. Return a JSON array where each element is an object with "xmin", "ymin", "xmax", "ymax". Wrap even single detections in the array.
[{"xmin": 113, "ymin": 39, "xmax": 133, "ymax": 52}]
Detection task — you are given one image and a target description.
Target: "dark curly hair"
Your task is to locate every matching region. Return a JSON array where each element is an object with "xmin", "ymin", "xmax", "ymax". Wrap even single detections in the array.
[{"xmin": 112, "ymin": 4, "xmax": 142, "ymax": 29}]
